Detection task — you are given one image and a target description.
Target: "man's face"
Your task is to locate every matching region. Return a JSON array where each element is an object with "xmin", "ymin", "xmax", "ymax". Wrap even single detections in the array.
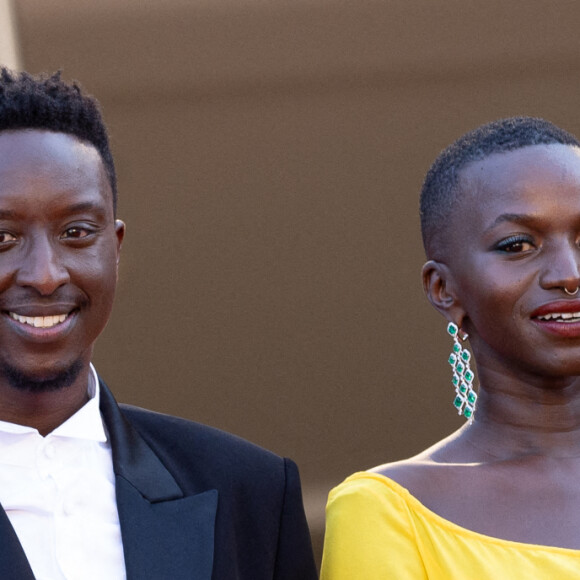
[{"xmin": 0, "ymin": 130, "xmax": 124, "ymax": 388}]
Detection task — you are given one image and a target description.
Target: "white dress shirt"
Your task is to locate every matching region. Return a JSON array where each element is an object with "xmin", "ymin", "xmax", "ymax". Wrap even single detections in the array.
[{"xmin": 0, "ymin": 364, "xmax": 126, "ymax": 580}]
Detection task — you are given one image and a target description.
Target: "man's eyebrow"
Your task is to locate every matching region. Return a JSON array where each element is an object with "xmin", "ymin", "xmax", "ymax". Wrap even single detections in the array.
[
  {"xmin": 61, "ymin": 201, "xmax": 107, "ymax": 215},
  {"xmin": 0, "ymin": 209, "xmax": 18, "ymax": 220},
  {"xmin": 0, "ymin": 201, "xmax": 108, "ymax": 221}
]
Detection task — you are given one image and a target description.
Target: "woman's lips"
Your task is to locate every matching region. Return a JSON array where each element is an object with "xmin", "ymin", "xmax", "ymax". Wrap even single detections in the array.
[
  {"xmin": 531, "ymin": 301, "xmax": 580, "ymax": 337},
  {"xmin": 533, "ymin": 319, "xmax": 580, "ymax": 337},
  {"xmin": 534, "ymin": 311, "xmax": 580, "ymax": 322},
  {"xmin": 530, "ymin": 299, "xmax": 580, "ymax": 319}
]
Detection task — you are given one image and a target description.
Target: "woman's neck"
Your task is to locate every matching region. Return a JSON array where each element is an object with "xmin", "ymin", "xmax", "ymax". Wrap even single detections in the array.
[{"xmin": 467, "ymin": 365, "xmax": 580, "ymax": 459}]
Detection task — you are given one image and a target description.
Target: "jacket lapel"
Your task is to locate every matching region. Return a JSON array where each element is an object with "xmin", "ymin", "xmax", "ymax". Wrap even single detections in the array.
[
  {"xmin": 0, "ymin": 508, "xmax": 35, "ymax": 580},
  {"xmin": 99, "ymin": 381, "xmax": 218, "ymax": 580}
]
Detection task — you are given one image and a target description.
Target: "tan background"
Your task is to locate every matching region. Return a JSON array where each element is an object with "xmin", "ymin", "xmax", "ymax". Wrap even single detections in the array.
[{"xmin": 8, "ymin": 0, "xmax": 580, "ymax": 564}]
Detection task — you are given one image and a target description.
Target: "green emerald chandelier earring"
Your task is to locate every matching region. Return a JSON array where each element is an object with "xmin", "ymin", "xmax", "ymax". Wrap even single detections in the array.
[{"xmin": 447, "ymin": 322, "xmax": 477, "ymax": 421}]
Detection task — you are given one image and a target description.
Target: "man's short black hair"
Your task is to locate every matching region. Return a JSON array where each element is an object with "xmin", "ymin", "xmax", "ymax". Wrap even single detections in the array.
[
  {"xmin": 0, "ymin": 68, "xmax": 117, "ymax": 211},
  {"xmin": 420, "ymin": 116, "xmax": 580, "ymax": 256}
]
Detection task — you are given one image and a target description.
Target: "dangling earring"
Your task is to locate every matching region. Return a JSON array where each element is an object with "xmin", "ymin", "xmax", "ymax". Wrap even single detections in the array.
[{"xmin": 447, "ymin": 322, "xmax": 477, "ymax": 421}]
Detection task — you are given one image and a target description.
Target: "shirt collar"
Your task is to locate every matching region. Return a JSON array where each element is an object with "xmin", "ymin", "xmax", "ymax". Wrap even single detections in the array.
[{"xmin": 0, "ymin": 363, "xmax": 108, "ymax": 442}]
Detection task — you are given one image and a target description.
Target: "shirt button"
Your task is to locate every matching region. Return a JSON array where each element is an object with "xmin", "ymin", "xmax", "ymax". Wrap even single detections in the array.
[
  {"xmin": 63, "ymin": 500, "xmax": 75, "ymax": 516},
  {"xmin": 44, "ymin": 443, "xmax": 56, "ymax": 458}
]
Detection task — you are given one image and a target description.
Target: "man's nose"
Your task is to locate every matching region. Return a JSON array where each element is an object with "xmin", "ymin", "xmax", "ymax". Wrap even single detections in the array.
[{"xmin": 15, "ymin": 235, "xmax": 70, "ymax": 295}]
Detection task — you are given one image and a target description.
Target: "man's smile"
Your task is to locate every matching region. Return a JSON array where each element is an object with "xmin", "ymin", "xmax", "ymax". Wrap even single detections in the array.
[
  {"xmin": 8, "ymin": 312, "xmax": 70, "ymax": 328},
  {"xmin": 3, "ymin": 308, "xmax": 79, "ymax": 341}
]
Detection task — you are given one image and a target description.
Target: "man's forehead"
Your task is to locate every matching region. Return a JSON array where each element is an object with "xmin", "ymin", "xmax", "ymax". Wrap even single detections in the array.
[
  {"xmin": 0, "ymin": 128, "xmax": 95, "ymax": 156},
  {"xmin": 0, "ymin": 130, "xmax": 104, "ymax": 175},
  {"xmin": 0, "ymin": 130, "xmax": 113, "ymax": 209}
]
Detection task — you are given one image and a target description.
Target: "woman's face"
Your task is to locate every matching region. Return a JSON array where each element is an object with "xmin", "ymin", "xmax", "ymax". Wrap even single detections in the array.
[{"xmin": 445, "ymin": 143, "xmax": 580, "ymax": 378}]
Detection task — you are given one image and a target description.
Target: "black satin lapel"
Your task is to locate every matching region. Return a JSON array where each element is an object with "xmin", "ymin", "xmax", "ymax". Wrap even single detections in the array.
[
  {"xmin": 116, "ymin": 477, "xmax": 217, "ymax": 580},
  {"xmin": 99, "ymin": 379, "xmax": 217, "ymax": 578},
  {"xmin": 0, "ymin": 508, "xmax": 35, "ymax": 580},
  {"xmin": 99, "ymin": 380, "xmax": 182, "ymax": 501}
]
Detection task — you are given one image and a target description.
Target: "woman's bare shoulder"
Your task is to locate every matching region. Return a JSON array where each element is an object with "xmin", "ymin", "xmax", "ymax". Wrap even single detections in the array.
[
  {"xmin": 368, "ymin": 455, "xmax": 443, "ymax": 492},
  {"xmin": 368, "ymin": 427, "xmax": 478, "ymax": 491}
]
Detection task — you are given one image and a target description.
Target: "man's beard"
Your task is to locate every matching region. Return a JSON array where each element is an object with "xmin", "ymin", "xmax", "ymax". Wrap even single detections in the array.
[{"xmin": 1, "ymin": 359, "xmax": 83, "ymax": 392}]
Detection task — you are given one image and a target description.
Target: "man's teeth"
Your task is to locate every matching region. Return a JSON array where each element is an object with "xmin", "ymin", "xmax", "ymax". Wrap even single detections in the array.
[
  {"xmin": 537, "ymin": 312, "xmax": 580, "ymax": 322},
  {"xmin": 9, "ymin": 313, "xmax": 68, "ymax": 328}
]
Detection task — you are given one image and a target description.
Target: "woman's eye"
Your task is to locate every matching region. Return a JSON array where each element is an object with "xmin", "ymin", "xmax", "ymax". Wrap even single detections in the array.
[
  {"xmin": 495, "ymin": 236, "xmax": 535, "ymax": 253},
  {"xmin": 0, "ymin": 231, "xmax": 17, "ymax": 244}
]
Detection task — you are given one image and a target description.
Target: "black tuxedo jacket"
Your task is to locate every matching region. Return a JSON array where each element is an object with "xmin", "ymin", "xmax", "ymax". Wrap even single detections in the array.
[{"xmin": 0, "ymin": 379, "xmax": 318, "ymax": 580}]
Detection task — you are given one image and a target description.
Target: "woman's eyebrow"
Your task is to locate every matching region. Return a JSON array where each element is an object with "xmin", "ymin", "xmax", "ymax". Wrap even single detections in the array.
[{"xmin": 484, "ymin": 213, "xmax": 540, "ymax": 233}]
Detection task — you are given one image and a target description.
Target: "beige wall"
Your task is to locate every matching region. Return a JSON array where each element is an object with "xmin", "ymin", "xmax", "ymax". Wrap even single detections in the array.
[
  {"xmin": 14, "ymin": 0, "xmax": 580, "ymax": 563},
  {"xmin": 0, "ymin": 0, "xmax": 20, "ymax": 69}
]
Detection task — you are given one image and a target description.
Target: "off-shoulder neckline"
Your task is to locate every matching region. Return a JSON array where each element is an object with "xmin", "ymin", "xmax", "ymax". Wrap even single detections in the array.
[{"xmin": 339, "ymin": 471, "xmax": 580, "ymax": 556}]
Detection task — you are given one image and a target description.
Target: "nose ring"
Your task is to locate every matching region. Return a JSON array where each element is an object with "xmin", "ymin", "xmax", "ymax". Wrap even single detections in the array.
[{"xmin": 564, "ymin": 287, "xmax": 580, "ymax": 296}]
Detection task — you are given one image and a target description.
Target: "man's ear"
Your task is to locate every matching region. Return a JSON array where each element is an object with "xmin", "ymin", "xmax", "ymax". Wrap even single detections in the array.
[
  {"xmin": 422, "ymin": 259, "xmax": 466, "ymax": 325},
  {"xmin": 114, "ymin": 219, "xmax": 126, "ymax": 267}
]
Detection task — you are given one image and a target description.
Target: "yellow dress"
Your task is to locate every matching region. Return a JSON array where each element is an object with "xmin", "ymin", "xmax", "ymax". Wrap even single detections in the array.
[{"xmin": 320, "ymin": 472, "xmax": 580, "ymax": 579}]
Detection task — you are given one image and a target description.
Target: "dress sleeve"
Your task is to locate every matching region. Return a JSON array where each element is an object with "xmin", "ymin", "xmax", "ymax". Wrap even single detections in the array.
[{"xmin": 320, "ymin": 474, "xmax": 427, "ymax": 579}]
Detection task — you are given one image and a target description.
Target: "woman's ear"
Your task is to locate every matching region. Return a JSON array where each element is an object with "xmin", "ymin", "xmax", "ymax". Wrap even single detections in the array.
[{"xmin": 422, "ymin": 260, "xmax": 466, "ymax": 324}]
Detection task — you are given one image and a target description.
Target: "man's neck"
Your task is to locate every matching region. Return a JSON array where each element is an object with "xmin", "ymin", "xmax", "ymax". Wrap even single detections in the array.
[{"xmin": 0, "ymin": 367, "xmax": 93, "ymax": 436}]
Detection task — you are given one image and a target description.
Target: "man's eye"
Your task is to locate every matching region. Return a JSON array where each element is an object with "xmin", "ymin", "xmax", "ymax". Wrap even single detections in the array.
[
  {"xmin": 0, "ymin": 232, "xmax": 17, "ymax": 243},
  {"xmin": 495, "ymin": 236, "xmax": 535, "ymax": 253},
  {"xmin": 62, "ymin": 227, "xmax": 89, "ymax": 239}
]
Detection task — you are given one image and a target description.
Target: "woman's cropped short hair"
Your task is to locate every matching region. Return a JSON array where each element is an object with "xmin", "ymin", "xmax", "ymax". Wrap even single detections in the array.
[{"xmin": 420, "ymin": 117, "xmax": 580, "ymax": 256}]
